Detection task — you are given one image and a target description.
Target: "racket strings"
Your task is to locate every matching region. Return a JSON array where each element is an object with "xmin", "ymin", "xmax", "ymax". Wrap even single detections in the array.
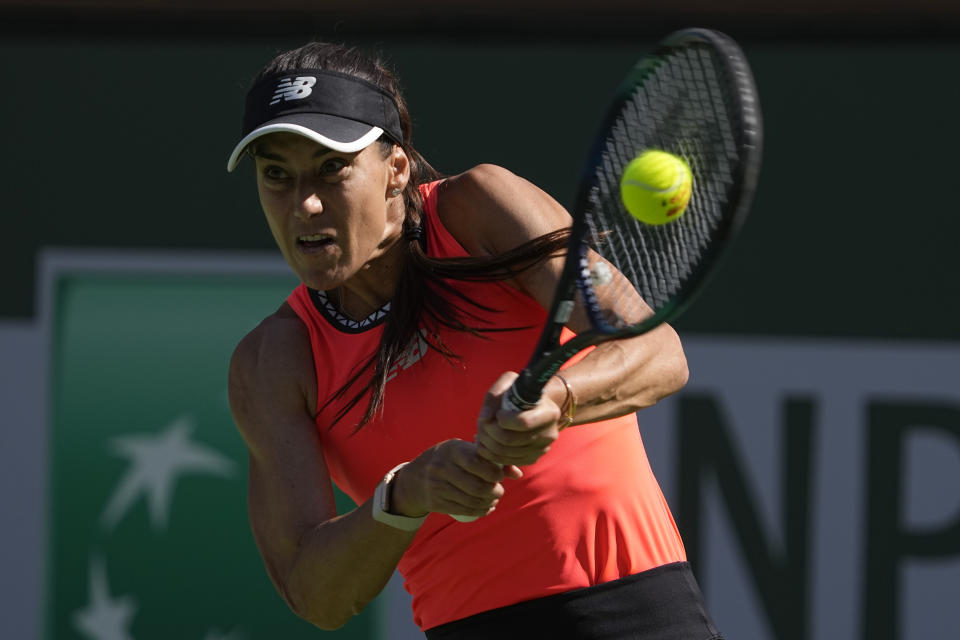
[{"xmin": 583, "ymin": 41, "xmax": 747, "ymax": 331}]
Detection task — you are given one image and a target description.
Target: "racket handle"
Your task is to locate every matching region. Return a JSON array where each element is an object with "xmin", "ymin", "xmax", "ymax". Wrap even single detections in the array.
[
  {"xmin": 451, "ymin": 382, "xmax": 539, "ymax": 523},
  {"xmin": 506, "ymin": 371, "xmax": 546, "ymax": 411}
]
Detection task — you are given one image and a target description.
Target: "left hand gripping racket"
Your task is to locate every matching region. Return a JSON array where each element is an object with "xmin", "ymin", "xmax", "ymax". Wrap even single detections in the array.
[{"xmin": 453, "ymin": 28, "xmax": 763, "ymax": 522}]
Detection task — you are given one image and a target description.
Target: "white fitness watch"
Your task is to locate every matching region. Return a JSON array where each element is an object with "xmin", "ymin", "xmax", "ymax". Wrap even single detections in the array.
[{"xmin": 372, "ymin": 462, "xmax": 426, "ymax": 531}]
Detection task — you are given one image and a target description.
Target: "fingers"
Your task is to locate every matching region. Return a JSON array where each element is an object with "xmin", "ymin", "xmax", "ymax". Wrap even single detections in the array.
[
  {"xmin": 397, "ymin": 440, "xmax": 507, "ymax": 519},
  {"xmin": 476, "ymin": 425, "xmax": 559, "ymax": 467},
  {"xmin": 476, "ymin": 388, "xmax": 563, "ymax": 467},
  {"xmin": 477, "ymin": 371, "xmax": 519, "ymax": 423},
  {"xmin": 456, "ymin": 443, "xmax": 506, "ymax": 482},
  {"xmin": 501, "ymin": 464, "xmax": 524, "ymax": 479},
  {"xmin": 475, "ymin": 371, "xmax": 564, "ymax": 467}
]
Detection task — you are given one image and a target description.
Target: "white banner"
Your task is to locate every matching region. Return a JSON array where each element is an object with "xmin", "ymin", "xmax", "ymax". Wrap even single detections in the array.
[{"xmin": 639, "ymin": 337, "xmax": 960, "ymax": 640}]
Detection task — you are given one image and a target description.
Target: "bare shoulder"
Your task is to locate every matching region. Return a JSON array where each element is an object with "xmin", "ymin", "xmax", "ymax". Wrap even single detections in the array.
[
  {"xmin": 228, "ymin": 303, "xmax": 316, "ymax": 454},
  {"xmin": 229, "ymin": 303, "xmax": 312, "ymax": 391},
  {"xmin": 436, "ymin": 164, "xmax": 571, "ymax": 257}
]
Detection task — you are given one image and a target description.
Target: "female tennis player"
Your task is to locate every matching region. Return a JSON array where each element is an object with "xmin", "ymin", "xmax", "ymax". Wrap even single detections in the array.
[{"xmin": 227, "ymin": 42, "xmax": 722, "ymax": 639}]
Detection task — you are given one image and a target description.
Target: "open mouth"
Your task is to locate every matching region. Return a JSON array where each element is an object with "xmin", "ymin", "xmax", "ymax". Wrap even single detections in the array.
[{"xmin": 297, "ymin": 233, "xmax": 335, "ymax": 250}]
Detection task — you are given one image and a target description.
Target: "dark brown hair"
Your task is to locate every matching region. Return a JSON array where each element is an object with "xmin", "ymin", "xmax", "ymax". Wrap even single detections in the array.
[{"xmin": 256, "ymin": 43, "xmax": 569, "ymax": 431}]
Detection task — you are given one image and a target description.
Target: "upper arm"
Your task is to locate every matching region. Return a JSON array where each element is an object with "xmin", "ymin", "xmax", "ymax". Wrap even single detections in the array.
[
  {"xmin": 436, "ymin": 165, "xmax": 687, "ymax": 403},
  {"xmin": 437, "ymin": 164, "xmax": 572, "ymax": 311},
  {"xmin": 228, "ymin": 307, "xmax": 337, "ymax": 594}
]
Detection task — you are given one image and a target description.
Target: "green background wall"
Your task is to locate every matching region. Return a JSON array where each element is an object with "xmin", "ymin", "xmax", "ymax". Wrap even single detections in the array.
[{"xmin": 4, "ymin": 37, "xmax": 959, "ymax": 339}]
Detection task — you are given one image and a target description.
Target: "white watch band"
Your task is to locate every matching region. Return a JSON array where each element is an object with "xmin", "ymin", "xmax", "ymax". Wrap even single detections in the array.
[{"xmin": 372, "ymin": 462, "xmax": 426, "ymax": 531}]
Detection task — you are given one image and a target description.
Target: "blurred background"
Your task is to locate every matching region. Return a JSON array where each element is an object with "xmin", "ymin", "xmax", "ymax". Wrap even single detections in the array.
[{"xmin": 2, "ymin": 1, "xmax": 959, "ymax": 639}]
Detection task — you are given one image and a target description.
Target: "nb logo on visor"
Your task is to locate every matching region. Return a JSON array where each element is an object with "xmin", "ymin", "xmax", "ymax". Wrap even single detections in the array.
[{"xmin": 270, "ymin": 76, "xmax": 316, "ymax": 105}]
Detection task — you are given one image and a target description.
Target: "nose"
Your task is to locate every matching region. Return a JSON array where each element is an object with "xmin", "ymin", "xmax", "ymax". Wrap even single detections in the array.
[{"xmin": 295, "ymin": 188, "xmax": 323, "ymax": 220}]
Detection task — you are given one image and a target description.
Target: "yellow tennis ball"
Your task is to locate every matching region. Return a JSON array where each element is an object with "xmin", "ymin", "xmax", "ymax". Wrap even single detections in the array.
[{"xmin": 619, "ymin": 150, "xmax": 693, "ymax": 225}]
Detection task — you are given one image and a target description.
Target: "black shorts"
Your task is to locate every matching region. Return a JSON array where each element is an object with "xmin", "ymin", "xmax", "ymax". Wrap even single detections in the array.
[{"xmin": 424, "ymin": 562, "xmax": 722, "ymax": 640}]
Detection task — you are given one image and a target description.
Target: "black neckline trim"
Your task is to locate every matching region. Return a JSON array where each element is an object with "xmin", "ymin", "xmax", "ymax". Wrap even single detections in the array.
[{"xmin": 308, "ymin": 288, "xmax": 391, "ymax": 334}]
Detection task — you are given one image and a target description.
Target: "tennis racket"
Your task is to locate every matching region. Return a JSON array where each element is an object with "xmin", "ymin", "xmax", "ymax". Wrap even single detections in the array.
[{"xmin": 453, "ymin": 28, "xmax": 762, "ymax": 521}]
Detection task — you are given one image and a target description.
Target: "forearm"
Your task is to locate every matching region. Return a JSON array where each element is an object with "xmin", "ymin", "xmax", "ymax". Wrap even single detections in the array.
[
  {"xmin": 283, "ymin": 499, "xmax": 416, "ymax": 630},
  {"xmin": 553, "ymin": 324, "xmax": 688, "ymax": 426}
]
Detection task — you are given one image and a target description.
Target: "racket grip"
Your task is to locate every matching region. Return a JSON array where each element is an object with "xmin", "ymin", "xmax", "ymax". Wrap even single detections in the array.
[{"xmin": 506, "ymin": 371, "xmax": 546, "ymax": 411}]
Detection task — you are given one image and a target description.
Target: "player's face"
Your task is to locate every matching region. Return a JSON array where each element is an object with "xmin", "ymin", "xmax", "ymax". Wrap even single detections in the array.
[{"xmin": 252, "ymin": 132, "xmax": 406, "ymax": 292}]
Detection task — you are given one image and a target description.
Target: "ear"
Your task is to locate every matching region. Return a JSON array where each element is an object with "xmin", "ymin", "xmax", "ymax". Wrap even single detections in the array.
[{"xmin": 387, "ymin": 145, "xmax": 411, "ymax": 197}]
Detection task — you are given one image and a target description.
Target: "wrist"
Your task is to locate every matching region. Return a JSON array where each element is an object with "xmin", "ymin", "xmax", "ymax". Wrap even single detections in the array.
[
  {"xmin": 551, "ymin": 373, "xmax": 577, "ymax": 429},
  {"xmin": 372, "ymin": 462, "xmax": 427, "ymax": 531},
  {"xmin": 387, "ymin": 462, "xmax": 427, "ymax": 519}
]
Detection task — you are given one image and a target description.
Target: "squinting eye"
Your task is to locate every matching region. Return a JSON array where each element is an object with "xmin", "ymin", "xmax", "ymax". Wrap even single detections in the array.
[
  {"xmin": 320, "ymin": 158, "xmax": 347, "ymax": 174},
  {"xmin": 263, "ymin": 165, "xmax": 289, "ymax": 181}
]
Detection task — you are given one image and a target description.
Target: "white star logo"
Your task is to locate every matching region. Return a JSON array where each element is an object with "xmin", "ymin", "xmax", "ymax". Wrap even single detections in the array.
[
  {"xmin": 100, "ymin": 414, "xmax": 235, "ymax": 532},
  {"xmin": 72, "ymin": 556, "xmax": 137, "ymax": 640}
]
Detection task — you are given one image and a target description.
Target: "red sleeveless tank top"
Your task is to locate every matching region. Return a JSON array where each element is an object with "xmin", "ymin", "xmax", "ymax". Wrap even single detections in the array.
[{"xmin": 286, "ymin": 180, "xmax": 686, "ymax": 630}]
